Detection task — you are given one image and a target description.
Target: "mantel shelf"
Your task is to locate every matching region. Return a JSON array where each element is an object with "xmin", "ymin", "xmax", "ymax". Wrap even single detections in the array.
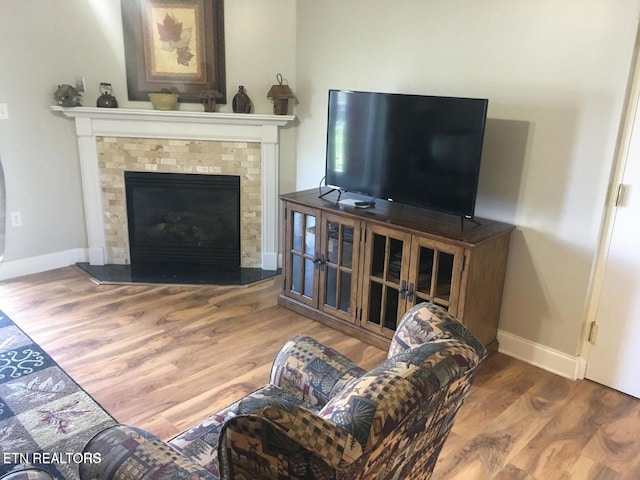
[{"xmin": 51, "ymin": 106, "xmax": 295, "ymax": 128}]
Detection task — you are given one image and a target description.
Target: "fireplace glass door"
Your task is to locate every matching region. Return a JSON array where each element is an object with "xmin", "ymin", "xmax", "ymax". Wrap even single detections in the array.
[{"xmin": 125, "ymin": 171, "xmax": 241, "ymax": 267}]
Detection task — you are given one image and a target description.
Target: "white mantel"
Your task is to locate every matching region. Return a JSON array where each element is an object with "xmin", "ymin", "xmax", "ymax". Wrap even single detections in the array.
[{"xmin": 53, "ymin": 106, "xmax": 294, "ymax": 270}]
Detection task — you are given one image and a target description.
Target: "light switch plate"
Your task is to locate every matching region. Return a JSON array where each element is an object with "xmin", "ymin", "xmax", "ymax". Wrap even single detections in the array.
[{"xmin": 74, "ymin": 76, "xmax": 86, "ymax": 93}]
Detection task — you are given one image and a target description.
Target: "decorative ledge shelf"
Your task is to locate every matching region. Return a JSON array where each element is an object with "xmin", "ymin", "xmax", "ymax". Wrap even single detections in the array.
[
  {"xmin": 51, "ymin": 106, "xmax": 294, "ymax": 126},
  {"xmin": 51, "ymin": 106, "xmax": 295, "ymax": 143}
]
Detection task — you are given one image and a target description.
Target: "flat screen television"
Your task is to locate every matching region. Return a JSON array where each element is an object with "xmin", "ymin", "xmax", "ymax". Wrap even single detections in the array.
[{"xmin": 325, "ymin": 89, "xmax": 489, "ymax": 218}]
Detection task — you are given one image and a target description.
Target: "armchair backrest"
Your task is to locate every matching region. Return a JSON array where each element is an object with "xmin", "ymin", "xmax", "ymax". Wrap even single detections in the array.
[
  {"xmin": 318, "ymin": 302, "xmax": 486, "ymax": 480},
  {"xmin": 269, "ymin": 335, "xmax": 367, "ymax": 411},
  {"xmin": 388, "ymin": 302, "xmax": 485, "ymax": 358}
]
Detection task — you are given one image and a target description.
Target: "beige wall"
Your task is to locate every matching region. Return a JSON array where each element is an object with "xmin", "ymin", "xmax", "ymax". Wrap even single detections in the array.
[
  {"xmin": 294, "ymin": 1, "xmax": 640, "ymax": 356},
  {"xmin": 0, "ymin": 0, "xmax": 297, "ymax": 262}
]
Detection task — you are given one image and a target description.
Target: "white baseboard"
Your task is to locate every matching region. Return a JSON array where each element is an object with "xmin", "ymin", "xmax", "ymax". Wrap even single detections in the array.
[
  {"xmin": 497, "ymin": 329, "xmax": 585, "ymax": 380},
  {"xmin": 0, "ymin": 248, "xmax": 88, "ymax": 281}
]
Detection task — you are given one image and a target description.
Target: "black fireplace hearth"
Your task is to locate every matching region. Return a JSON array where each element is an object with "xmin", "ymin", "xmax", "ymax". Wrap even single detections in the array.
[{"xmin": 75, "ymin": 261, "xmax": 280, "ymax": 286}]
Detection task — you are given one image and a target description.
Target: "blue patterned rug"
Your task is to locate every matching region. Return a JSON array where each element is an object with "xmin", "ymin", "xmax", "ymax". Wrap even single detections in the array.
[{"xmin": 0, "ymin": 310, "xmax": 116, "ymax": 479}]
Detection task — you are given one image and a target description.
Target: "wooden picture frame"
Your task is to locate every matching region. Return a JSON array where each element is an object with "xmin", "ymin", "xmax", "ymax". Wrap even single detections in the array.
[{"xmin": 121, "ymin": 0, "xmax": 226, "ymax": 103}]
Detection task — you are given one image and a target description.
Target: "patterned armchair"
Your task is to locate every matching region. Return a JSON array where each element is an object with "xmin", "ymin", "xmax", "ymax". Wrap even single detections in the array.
[{"xmin": 79, "ymin": 302, "xmax": 486, "ymax": 480}]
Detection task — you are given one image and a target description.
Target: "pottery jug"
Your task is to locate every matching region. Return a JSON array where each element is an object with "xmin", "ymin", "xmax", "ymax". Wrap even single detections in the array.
[{"xmin": 232, "ymin": 85, "xmax": 251, "ymax": 113}]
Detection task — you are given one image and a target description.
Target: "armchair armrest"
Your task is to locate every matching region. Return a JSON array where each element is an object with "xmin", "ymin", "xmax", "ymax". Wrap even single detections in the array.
[
  {"xmin": 270, "ymin": 335, "xmax": 366, "ymax": 410},
  {"xmin": 79, "ymin": 425, "xmax": 216, "ymax": 480},
  {"xmin": 217, "ymin": 405, "xmax": 363, "ymax": 479}
]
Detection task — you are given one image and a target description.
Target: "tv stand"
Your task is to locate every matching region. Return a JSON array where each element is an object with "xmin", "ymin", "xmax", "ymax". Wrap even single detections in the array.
[{"xmin": 279, "ymin": 189, "xmax": 514, "ymax": 349}]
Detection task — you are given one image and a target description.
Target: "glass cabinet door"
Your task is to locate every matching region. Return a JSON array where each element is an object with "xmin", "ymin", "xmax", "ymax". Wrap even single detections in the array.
[
  {"xmin": 361, "ymin": 225, "xmax": 412, "ymax": 336},
  {"xmin": 318, "ymin": 214, "xmax": 360, "ymax": 323},
  {"xmin": 284, "ymin": 205, "xmax": 319, "ymax": 307},
  {"xmin": 408, "ymin": 237, "xmax": 464, "ymax": 314}
]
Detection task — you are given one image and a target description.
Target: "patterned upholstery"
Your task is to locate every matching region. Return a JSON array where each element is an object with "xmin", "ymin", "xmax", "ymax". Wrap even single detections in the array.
[
  {"xmin": 388, "ymin": 301, "xmax": 484, "ymax": 358},
  {"xmin": 80, "ymin": 425, "xmax": 215, "ymax": 480},
  {"xmin": 80, "ymin": 302, "xmax": 486, "ymax": 480},
  {"xmin": 269, "ymin": 335, "xmax": 367, "ymax": 410},
  {"xmin": 170, "ymin": 384, "xmax": 306, "ymax": 476},
  {"xmin": 0, "ymin": 470, "xmax": 54, "ymax": 480}
]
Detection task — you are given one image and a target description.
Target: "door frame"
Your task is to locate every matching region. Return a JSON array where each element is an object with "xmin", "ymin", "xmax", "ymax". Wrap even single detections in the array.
[{"xmin": 580, "ymin": 24, "xmax": 640, "ymax": 375}]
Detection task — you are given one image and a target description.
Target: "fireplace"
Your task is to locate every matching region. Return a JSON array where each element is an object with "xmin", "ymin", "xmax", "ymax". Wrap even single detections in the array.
[
  {"xmin": 125, "ymin": 171, "xmax": 240, "ymax": 267},
  {"xmin": 52, "ymin": 106, "xmax": 294, "ymax": 283}
]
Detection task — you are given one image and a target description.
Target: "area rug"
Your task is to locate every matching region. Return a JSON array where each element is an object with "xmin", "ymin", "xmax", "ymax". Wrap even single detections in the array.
[{"xmin": 0, "ymin": 309, "xmax": 116, "ymax": 479}]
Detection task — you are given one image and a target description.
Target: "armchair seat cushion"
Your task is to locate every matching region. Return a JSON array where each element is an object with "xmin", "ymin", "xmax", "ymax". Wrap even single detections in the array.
[{"xmin": 170, "ymin": 384, "xmax": 305, "ymax": 476}]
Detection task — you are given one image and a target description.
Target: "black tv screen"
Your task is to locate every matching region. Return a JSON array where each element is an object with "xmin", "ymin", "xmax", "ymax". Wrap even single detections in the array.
[{"xmin": 325, "ymin": 90, "xmax": 488, "ymax": 218}]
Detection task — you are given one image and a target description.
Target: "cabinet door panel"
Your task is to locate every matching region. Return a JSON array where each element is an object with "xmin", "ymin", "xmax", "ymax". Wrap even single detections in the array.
[
  {"xmin": 325, "ymin": 268, "xmax": 338, "ymax": 308},
  {"xmin": 319, "ymin": 214, "xmax": 360, "ymax": 323},
  {"xmin": 408, "ymin": 237, "xmax": 463, "ymax": 313},
  {"xmin": 304, "ymin": 215, "xmax": 316, "ymax": 256},
  {"xmin": 361, "ymin": 225, "xmax": 411, "ymax": 336},
  {"xmin": 284, "ymin": 205, "xmax": 319, "ymax": 307},
  {"xmin": 383, "ymin": 286, "xmax": 400, "ymax": 331},
  {"xmin": 338, "ymin": 271, "xmax": 352, "ymax": 312},
  {"xmin": 291, "ymin": 255, "xmax": 302, "ymax": 293}
]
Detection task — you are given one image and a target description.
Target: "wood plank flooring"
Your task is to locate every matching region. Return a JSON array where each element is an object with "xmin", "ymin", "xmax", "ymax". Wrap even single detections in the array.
[{"xmin": 1, "ymin": 266, "xmax": 639, "ymax": 479}]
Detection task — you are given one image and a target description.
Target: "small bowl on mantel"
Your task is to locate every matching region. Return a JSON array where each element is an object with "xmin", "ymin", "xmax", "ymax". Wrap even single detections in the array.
[{"xmin": 149, "ymin": 93, "xmax": 179, "ymax": 111}]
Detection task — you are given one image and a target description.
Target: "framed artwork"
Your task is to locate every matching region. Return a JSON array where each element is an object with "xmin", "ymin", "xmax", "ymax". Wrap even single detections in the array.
[{"xmin": 121, "ymin": 0, "xmax": 226, "ymax": 103}]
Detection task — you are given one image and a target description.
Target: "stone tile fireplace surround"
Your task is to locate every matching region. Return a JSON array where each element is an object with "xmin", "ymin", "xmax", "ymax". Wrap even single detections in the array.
[{"xmin": 53, "ymin": 107, "xmax": 294, "ymax": 272}]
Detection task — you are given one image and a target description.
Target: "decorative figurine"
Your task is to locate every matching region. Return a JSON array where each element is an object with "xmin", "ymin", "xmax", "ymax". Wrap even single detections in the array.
[
  {"xmin": 267, "ymin": 74, "xmax": 294, "ymax": 115},
  {"xmin": 54, "ymin": 84, "xmax": 82, "ymax": 107},
  {"xmin": 96, "ymin": 83, "xmax": 118, "ymax": 108},
  {"xmin": 200, "ymin": 89, "xmax": 223, "ymax": 112},
  {"xmin": 232, "ymin": 85, "xmax": 252, "ymax": 113}
]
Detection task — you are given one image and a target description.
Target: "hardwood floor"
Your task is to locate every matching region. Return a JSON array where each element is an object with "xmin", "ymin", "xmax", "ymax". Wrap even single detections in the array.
[{"xmin": 1, "ymin": 266, "xmax": 639, "ymax": 479}]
